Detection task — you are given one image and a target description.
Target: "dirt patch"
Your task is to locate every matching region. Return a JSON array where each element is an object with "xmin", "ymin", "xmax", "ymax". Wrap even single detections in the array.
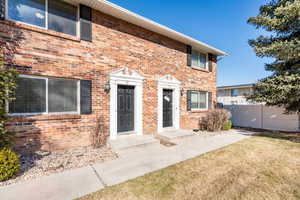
[{"xmin": 159, "ymin": 139, "xmax": 176, "ymax": 147}]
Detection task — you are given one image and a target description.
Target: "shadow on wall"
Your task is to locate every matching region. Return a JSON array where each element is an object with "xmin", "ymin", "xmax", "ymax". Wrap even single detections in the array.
[{"xmin": 1, "ymin": 22, "xmax": 49, "ymax": 174}]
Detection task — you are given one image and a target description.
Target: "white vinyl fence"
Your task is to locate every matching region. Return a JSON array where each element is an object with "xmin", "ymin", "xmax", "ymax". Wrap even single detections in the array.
[{"xmin": 224, "ymin": 105, "xmax": 300, "ymax": 132}]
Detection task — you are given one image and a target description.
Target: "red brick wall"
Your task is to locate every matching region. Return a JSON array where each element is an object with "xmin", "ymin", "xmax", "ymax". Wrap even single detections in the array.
[{"xmin": 0, "ymin": 8, "xmax": 217, "ymax": 152}]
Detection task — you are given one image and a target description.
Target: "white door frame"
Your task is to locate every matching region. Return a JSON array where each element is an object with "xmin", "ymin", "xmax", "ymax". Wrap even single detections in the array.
[
  {"xmin": 110, "ymin": 68, "xmax": 144, "ymax": 140},
  {"xmin": 157, "ymin": 75, "xmax": 181, "ymax": 133}
]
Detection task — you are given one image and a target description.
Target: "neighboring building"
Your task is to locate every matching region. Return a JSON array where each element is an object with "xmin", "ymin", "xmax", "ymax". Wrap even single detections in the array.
[
  {"xmin": 217, "ymin": 84, "xmax": 255, "ymax": 105},
  {"xmin": 218, "ymin": 84, "xmax": 299, "ymax": 132},
  {"xmin": 0, "ymin": 0, "xmax": 226, "ymax": 151}
]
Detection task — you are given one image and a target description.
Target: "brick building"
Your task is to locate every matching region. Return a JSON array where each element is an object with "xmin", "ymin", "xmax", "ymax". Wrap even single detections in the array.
[{"xmin": 0, "ymin": 0, "xmax": 227, "ymax": 151}]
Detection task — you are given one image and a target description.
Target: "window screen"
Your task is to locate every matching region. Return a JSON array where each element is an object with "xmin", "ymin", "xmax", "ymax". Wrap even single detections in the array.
[
  {"xmin": 8, "ymin": 0, "xmax": 46, "ymax": 28},
  {"xmin": 9, "ymin": 77, "xmax": 46, "ymax": 113},
  {"xmin": 80, "ymin": 19, "xmax": 92, "ymax": 41},
  {"xmin": 191, "ymin": 50, "xmax": 207, "ymax": 69},
  {"xmin": 191, "ymin": 91, "xmax": 199, "ymax": 109},
  {"xmin": 48, "ymin": 78, "xmax": 78, "ymax": 113},
  {"xmin": 199, "ymin": 92, "xmax": 207, "ymax": 109},
  {"xmin": 190, "ymin": 91, "xmax": 207, "ymax": 109},
  {"xmin": 48, "ymin": 0, "xmax": 77, "ymax": 36}
]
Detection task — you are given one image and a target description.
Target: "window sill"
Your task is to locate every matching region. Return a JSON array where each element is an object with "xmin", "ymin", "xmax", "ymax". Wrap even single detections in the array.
[
  {"xmin": 1, "ymin": 20, "xmax": 81, "ymax": 42},
  {"xmin": 190, "ymin": 66, "xmax": 210, "ymax": 73},
  {"xmin": 190, "ymin": 109, "xmax": 209, "ymax": 113},
  {"xmin": 8, "ymin": 114, "xmax": 82, "ymax": 122}
]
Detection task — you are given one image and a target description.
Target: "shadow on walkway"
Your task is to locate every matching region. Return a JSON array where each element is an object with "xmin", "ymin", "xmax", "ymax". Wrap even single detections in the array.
[{"xmin": 235, "ymin": 128, "xmax": 300, "ymax": 144}]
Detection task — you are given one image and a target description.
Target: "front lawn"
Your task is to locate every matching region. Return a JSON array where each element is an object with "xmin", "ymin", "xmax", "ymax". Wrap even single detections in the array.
[{"xmin": 78, "ymin": 132, "xmax": 300, "ymax": 200}]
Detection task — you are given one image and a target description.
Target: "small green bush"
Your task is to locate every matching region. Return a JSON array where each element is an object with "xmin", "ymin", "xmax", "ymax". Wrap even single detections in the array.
[
  {"xmin": 222, "ymin": 120, "xmax": 232, "ymax": 131},
  {"xmin": 0, "ymin": 148, "xmax": 20, "ymax": 181}
]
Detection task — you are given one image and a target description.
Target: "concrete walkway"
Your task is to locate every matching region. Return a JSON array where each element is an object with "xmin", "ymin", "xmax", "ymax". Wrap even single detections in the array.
[{"xmin": 0, "ymin": 129, "xmax": 253, "ymax": 200}]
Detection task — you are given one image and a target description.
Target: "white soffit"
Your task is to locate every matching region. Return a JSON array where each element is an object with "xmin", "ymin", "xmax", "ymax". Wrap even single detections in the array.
[{"xmin": 70, "ymin": 0, "xmax": 228, "ymax": 56}]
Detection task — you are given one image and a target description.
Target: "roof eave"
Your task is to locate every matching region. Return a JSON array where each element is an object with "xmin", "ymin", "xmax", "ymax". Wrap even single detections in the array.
[
  {"xmin": 71, "ymin": 0, "xmax": 227, "ymax": 56},
  {"xmin": 217, "ymin": 84, "xmax": 255, "ymax": 90}
]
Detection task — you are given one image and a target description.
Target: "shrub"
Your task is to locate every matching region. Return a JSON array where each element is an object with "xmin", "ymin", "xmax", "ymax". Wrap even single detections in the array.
[
  {"xmin": 199, "ymin": 109, "xmax": 231, "ymax": 132},
  {"xmin": 0, "ymin": 148, "xmax": 20, "ymax": 181},
  {"xmin": 222, "ymin": 120, "xmax": 232, "ymax": 131}
]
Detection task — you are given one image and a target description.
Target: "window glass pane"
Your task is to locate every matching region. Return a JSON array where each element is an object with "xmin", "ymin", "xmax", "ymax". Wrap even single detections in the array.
[
  {"xmin": 9, "ymin": 77, "xmax": 46, "ymax": 113},
  {"xmin": 48, "ymin": 78, "xmax": 78, "ymax": 113},
  {"xmin": 231, "ymin": 89, "xmax": 239, "ymax": 96},
  {"xmin": 191, "ymin": 50, "xmax": 199, "ymax": 67},
  {"xmin": 199, "ymin": 53, "xmax": 207, "ymax": 69},
  {"xmin": 8, "ymin": 0, "xmax": 46, "ymax": 27},
  {"xmin": 199, "ymin": 92, "xmax": 207, "ymax": 109},
  {"xmin": 191, "ymin": 50, "xmax": 207, "ymax": 69},
  {"xmin": 191, "ymin": 92, "xmax": 199, "ymax": 109},
  {"xmin": 48, "ymin": 0, "xmax": 77, "ymax": 36}
]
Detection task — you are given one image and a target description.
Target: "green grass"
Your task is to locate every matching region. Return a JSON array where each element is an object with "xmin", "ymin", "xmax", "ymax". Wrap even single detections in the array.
[{"xmin": 78, "ymin": 132, "xmax": 300, "ymax": 200}]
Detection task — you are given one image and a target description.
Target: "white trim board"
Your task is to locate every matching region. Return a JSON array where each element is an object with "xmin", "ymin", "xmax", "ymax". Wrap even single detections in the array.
[
  {"xmin": 157, "ymin": 75, "xmax": 181, "ymax": 133},
  {"xmin": 109, "ymin": 68, "xmax": 144, "ymax": 140}
]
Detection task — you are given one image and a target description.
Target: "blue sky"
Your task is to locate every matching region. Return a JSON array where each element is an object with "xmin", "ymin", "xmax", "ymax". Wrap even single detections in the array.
[{"xmin": 109, "ymin": 0, "xmax": 272, "ymax": 86}]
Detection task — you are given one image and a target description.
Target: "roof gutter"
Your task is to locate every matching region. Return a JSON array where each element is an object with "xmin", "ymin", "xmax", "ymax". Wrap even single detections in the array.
[{"xmin": 217, "ymin": 84, "xmax": 255, "ymax": 90}]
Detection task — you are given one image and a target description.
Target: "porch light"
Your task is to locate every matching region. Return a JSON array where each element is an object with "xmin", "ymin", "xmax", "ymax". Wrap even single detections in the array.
[
  {"xmin": 181, "ymin": 89, "xmax": 185, "ymax": 96},
  {"xmin": 104, "ymin": 81, "xmax": 111, "ymax": 93}
]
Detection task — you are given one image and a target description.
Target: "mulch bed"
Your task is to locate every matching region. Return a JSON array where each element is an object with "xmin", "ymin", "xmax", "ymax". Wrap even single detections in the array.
[{"xmin": 0, "ymin": 146, "xmax": 118, "ymax": 187}]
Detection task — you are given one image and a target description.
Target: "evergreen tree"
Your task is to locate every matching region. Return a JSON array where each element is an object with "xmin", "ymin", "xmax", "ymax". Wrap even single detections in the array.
[{"xmin": 247, "ymin": 0, "xmax": 300, "ymax": 113}]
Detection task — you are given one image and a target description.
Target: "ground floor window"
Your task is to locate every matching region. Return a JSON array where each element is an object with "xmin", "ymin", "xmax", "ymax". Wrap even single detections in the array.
[
  {"xmin": 9, "ymin": 75, "xmax": 80, "ymax": 115},
  {"xmin": 190, "ymin": 91, "xmax": 208, "ymax": 110}
]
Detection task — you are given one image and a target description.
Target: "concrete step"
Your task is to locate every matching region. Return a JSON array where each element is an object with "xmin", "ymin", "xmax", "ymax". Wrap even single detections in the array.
[
  {"xmin": 108, "ymin": 135, "xmax": 159, "ymax": 152},
  {"xmin": 158, "ymin": 129, "xmax": 195, "ymax": 141}
]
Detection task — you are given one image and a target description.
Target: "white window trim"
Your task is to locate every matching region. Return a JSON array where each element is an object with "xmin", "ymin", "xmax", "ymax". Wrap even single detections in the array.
[
  {"xmin": 190, "ymin": 91, "xmax": 209, "ymax": 111},
  {"xmin": 191, "ymin": 50, "xmax": 209, "ymax": 70},
  {"xmin": 5, "ymin": 0, "xmax": 79, "ymax": 37},
  {"xmin": 8, "ymin": 75, "xmax": 81, "ymax": 116}
]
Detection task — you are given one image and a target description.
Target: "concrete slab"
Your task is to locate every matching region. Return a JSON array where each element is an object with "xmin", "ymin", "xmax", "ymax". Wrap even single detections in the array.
[
  {"xmin": 94, "ymin": 130, "xmax": 252, "ymax": 187},
  {"xmin": 0, "ymin": 166, "xmax": 104, "ymax": 200},
  {"xmin": 0, "ymin": 129, "xmax": 254, "ymax": 200},
  {"xmin": 158, "ymin": 129, "xmax": 195, "ymax": 140},
  {"xmin": 109, "ymin": 135, "xmax": 159, "ymax": 151}
]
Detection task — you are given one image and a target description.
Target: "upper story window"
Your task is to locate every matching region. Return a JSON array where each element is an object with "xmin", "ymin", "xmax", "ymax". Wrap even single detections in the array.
[
  {"xmin": 191, "ymin": 50, "xmax": 208, "ymax": 70},
  {"xmin": 7, "ymin": 0, "xmax": 78, "ymax": 36},
  {"xmin": 8, "ymin": 0, "xmax": 46, "ymax": 28}
]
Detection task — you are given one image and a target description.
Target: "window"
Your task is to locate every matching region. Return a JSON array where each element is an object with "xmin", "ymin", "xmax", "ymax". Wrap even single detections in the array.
[
  {"xmin": 191, "ymin": 50, "xmax": 208, "ymax": 69},
  {"xmin": 231, "ymin": 89, "xmax": 239, "ymax": 96},
  {"xmin": 48, "ymin": 78, "xmax": 78, "ymax": 112},
  {"xmin": 191, "ymin": 91, "xmax": 208, "ymax": 110},
  {"xmin": 7, "ymin": 0, "xmax": 78, "ymax": 36},
  {"xmin": 9, "ymin": 75, "xmax": 80, "ymax": 115},
  {"xmin": 240, "ymin": 88, "xmax": 251, "ymax": 96},
  {"xmin": 8, "ymin": 0, "xmax": 46, "ymax": 28},
  {"xmin": 9, "ymin": 76, "xmax": 47, "ymax": 114},
  {"xmin": 48, "ymin": 0, "xmax": 77, "ymax": 36}
]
